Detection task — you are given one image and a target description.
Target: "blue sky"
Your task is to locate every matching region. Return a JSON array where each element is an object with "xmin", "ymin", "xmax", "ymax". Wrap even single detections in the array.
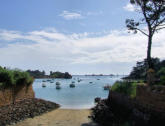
[
  {"xmin": 0, "ymin": 0, "xmax": 132, "ymax": 32},
  {"xmin": 0, "ymin": 0, "xmax": 165, "ymax": 75}
]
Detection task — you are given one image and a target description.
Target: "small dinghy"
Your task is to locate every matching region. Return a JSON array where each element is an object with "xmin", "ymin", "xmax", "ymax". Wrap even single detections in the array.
[
  {"xmin": 56, "ymin": 85, "xmax": 61, "ymax": 90},
  {"xmin": 70, "ymin": 84, "xmax": 75, "ymax": 88},
  {"xmin": 56, "ymin": 82, "xmax": 61, "ymax": 85}
]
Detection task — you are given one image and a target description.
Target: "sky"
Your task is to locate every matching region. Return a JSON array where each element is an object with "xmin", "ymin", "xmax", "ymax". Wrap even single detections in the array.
[{"xmin": 0, "ymin": 0, "xmax": 165, "ymax": 75}]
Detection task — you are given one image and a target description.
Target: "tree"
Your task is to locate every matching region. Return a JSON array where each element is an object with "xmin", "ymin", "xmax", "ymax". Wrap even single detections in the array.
[
  {"xmin": 124, "ymin": 57, "xmax": 160, "ymax": 80},
  {"xmin": 126, "ymin": 0, "xmax": 165, "ymax": 69}
]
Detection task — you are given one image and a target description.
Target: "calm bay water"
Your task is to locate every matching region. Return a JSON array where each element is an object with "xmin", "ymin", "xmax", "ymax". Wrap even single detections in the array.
[{"xmin": 33, "ymin": 75, "xmax": 121, "ymax": 109}]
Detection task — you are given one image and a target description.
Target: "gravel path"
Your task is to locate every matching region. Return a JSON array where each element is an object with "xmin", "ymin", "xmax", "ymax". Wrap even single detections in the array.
[{"xmin": 10, "ymin": 109, "xmax": 99, "ymax": 126}]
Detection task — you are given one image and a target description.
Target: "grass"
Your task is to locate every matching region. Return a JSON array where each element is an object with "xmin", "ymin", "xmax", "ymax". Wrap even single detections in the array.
[{"xmin": 111, "ymin": 80, "xmax": 143, "ymax": 98}]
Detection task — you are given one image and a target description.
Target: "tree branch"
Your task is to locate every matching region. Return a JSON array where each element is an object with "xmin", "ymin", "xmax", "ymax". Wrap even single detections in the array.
[
  {"xmin": 136, "ymin": 28, "xmax": 149, "ymax": 36},
  {"xmin": 156, "ymin": 27, "xmax": 165, "ymax": 31}
]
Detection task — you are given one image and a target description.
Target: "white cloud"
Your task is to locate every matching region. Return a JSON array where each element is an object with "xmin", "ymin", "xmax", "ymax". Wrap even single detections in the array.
[
  {"xmin": 0, "ymin": 28, "xmax": 165, "ymax": 74},
  {"xmin": 123, "ymin": 3, "xmax": 139, "ymax": 12},
  {"xmin": 59, "ymin": 11, "xmax": 83, "ymax": 20}
]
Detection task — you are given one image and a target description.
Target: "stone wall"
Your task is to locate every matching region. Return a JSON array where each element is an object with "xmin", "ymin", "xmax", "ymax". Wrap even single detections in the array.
[
  {"xmin": 0, "ymin": 84, "xmax": 35, "ymax": 107},
  {"xmin": 136, "ymin": 85, "xmax": 165, "ymax": 111}
]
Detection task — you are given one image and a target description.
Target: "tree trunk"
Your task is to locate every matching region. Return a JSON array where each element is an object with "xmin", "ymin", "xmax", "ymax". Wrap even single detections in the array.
[
  {"xmin": 147, "ymin": 35, "xmax": 152, "ymax": 69},
  {"xmin": 147, "ymin": 34, "xmax": 155, "ymax": 85}
]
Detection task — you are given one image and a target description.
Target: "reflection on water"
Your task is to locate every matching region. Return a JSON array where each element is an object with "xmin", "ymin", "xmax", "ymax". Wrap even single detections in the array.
[{"xmin": 33, "ymin": 75, "xmax": 121, "ymax": 109}]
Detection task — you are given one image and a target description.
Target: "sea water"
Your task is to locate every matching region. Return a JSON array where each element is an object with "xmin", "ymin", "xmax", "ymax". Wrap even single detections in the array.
[{"xmin": 33, "ymin": 75, "xmax": 121, "ymax": 109}]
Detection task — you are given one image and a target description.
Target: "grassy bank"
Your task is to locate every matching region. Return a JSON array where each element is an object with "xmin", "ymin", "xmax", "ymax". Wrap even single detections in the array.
[
  {"xmin": 111, "ymin": 81, "xmax": 144, "ymax": 98},
  {"xmin": 0, "ymin": 67, "xmax": 33, "ymax": 88}
]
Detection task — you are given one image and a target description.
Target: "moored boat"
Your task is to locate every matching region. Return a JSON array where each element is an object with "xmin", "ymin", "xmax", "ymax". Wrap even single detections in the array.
[
  {"xmin": 70, "ymin": 83, "xmax": 75, "ymax": 88},
  {"xmin": 42, "ymin": 83, "xmax": 46, "ymax": 88},
  {"xmin": 56, "ymin": 82, "xmax": 61, "ymax": 85},
  {"xmin": 56, "ymin": 85, "xmax": 61, "ymax": 90}
]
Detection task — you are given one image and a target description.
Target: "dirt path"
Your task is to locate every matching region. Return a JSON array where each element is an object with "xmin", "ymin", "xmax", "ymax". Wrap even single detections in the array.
[{"xmin": 10, "ymin": 109, "xmax": 99, "ymax": 126}]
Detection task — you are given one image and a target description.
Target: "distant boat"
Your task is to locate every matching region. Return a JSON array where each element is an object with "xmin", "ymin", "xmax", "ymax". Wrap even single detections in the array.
[
  {"xmin": 50, "ymin": 81, "xmax": 54, "ymax": 83},
  {"xmin": 97, "ymin": 79, "xmax": 100, "ymax": 80},
  {"xmin": 89, "ymin": 82, "xmax": 93, "ymax": 84},
  {"xmin": 42, "ymin": 83, "xmax": 46, "ymax": 88},
  {"xmin": 78, "ymin": 79, "xmax": 82, "ymax": 82},
  {"xmin": 72, "ymin": 81, "xmax": 75, "ymax": 84},
  {"xmin": 47, "ymin": 79, "xmax": 51, "ymax": 81},
  {"xmin": 103, "ymin": 85, "xmax": 111, "ymax": 90},
  {"xmin": 56, "ymin": 82, "xmax": 61, "ymax": 85},
  {"xmin": 70, "ymin": 84, "xmax": 75, "ymax": 88},
  {"xmin": 42, "ymin": 80, "xmax": 46, "ymax": 82},
  {"xmin": 56, "ymin": 85, "xmax": 61, "ymax": 90}
]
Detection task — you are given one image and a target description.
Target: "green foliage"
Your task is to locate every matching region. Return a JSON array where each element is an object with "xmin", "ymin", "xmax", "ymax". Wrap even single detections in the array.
[
  {"xmin": 125, "ymin": 58, "xmax": 165, "ymax": 80},
  {"xmin": 0, "ymin": 68, "xmax": 33, "ymax": 88},
  {"xmin": 157, "ymin": 67, "xmax": 165, "ymax": 77},
  {"xmin": 50, "ymin": 71, "xmax": 72, "ymax": 79},
  {"xmin": 27, "ymin": 69, "xmax": 72, "ymax": 79},
  {"xmin": 159, "ymin": 76, "xmax": 165, "ymax": 85},
  {"xmin": 27, "ymin": 70, "xmax": 46, "ymax": 78},
  {"xmin": 156, "ymin": 67, "xmax": 165, "ymax": 85},
  {"xmin": 111, "ymin": 81, "xmax": 139, "ymax": 98}
]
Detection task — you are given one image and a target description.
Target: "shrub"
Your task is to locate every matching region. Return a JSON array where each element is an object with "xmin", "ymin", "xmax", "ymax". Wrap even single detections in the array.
[
  {"xmin": 159, "ymin": 76, "xmax": 165, "ymax": 85},
  {"xmin": 111, "ymin": 81, "xmax": 138, "ymax": 98},
  {"xmin": 157, "ymin": 67, "xmax": 165, "ymax": 77},
  {"xmin": 0, "ymin": 68, "xmax": 33, "ymax": 88},
  {"xmin": 157, "ymin": 67, "xmax": 165, "ymax": 85}
]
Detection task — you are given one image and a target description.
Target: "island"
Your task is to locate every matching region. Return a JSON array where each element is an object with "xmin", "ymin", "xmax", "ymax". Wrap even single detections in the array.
[{"xmin": 27, "ymin": 70, "xmax": 72, "ymax": 79}]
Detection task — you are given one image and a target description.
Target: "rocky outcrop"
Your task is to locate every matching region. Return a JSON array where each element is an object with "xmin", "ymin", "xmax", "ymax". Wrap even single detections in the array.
[
  {"xmin": 0, "ymin": 98, "xmax": 60, "ymax": 126},
  {"xmin": 91, "ymin": 89, "xmax": 165, "ymax": 126},
  {"xmin": 0, "ymin": 83, "xmax": 35, "ymax": 107},
  {"xmin": 136, "ymin": 85, "xmax": 165, "ymax": 111}
]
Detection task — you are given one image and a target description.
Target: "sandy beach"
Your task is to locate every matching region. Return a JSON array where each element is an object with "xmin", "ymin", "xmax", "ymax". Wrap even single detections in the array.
[{"xmin": 10, "ymin": 109, "xmax": 99, "ymax": 126}]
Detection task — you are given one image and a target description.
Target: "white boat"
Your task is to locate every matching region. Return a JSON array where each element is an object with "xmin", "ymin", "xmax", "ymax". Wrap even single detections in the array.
[{"xmin": 42, "ymin": 83, "xmax": 46, "ymax": 88}]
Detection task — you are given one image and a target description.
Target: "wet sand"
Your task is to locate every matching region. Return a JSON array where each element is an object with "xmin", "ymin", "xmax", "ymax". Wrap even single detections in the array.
[{"xmin": 10, "ymin": 109, "xmax": 99, "ymax": 126}]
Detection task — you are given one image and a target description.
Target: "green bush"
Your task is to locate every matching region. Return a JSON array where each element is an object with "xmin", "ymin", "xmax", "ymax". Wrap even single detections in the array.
[
  {"xmin": 157, "ymin": 67, "xmax": 165, "ymax": 85},
  {"xmin": 0, "ymin": 68, "xmax": 33, "ymax": 88},
  {"xmin": 111, "ymin": 81, "xmax": 138, "ymax": 98},
  {"xmin": 157, "ymin": 67, "xmax": 165, "ymax": 77},
  {"xmin": 159, "ymin": 76, "xmax": 165, "ymax": 85}
]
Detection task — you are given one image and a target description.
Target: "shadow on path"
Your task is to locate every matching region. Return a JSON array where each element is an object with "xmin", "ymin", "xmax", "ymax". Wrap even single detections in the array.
[{"xmin": 81, "ymin": 122, "xmax": 100, "ymax": 126}]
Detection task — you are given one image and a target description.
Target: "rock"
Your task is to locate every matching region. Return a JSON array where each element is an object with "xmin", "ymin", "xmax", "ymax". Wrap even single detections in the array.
[{"xmin": 0, "ymin": 98, "xmax": 60, "ymax": 126}]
